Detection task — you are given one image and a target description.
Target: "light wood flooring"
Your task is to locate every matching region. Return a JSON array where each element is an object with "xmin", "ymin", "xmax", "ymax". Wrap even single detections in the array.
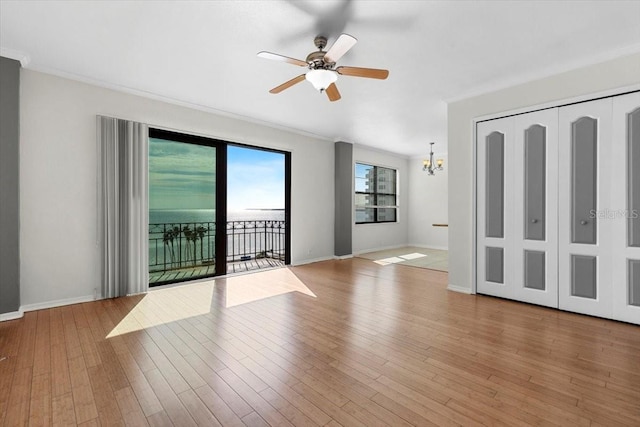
[{"xmin": 1, "ymin": 258, "xmax": 639, "ymax": 426}]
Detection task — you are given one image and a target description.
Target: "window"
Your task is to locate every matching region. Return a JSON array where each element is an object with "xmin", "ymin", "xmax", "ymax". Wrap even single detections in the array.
[{"xmin": 355, "ymin": 163, "xmax": 398, "ymax": 223}]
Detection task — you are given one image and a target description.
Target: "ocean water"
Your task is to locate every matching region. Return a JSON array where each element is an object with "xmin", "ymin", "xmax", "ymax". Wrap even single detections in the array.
[{"xmin": 149, "ymin": 209, "xmax": 285, "ymax": 224}]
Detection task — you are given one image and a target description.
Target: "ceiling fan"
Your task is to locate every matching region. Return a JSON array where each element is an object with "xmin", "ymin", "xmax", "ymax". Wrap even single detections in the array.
[{"xmin": 257, "ymin": 34, "xmax": 389, "ymax": 102}]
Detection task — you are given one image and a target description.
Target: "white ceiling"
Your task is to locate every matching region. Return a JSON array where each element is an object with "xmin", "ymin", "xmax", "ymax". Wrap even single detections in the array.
[{"xmin": 2, "ymin": 1, "xmax": 640, "ymax": 156}]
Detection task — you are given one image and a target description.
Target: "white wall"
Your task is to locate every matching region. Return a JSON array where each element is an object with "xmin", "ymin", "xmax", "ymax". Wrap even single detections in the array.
[
  {"xmin": 20, "ymin": 70, "xmax": 335, "ymax": 308},
  {"xmin": 448, "ymin": 52, "xmax": 640, "ymax": 293},
  {"xmin": 407, "ymin": 154, "xmax": 448, "ymax": 250},
  {"xmin": 352, "ymin": 144, "xmax": 409, "ymax": 254}
]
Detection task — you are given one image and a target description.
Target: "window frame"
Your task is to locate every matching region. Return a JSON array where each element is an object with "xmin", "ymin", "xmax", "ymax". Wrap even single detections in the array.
[
  {"xmin": 148, "ymin": 128, "xmax": 292, "ymax": 286},
  {"xmin": 354, "ymin": 162, "xmax": 399, "ymax": 224}
]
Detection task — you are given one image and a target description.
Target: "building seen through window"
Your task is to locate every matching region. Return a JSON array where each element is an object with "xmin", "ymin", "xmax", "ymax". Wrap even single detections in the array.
[{"xmin": 355, "ymin": 163, "xmax": 398, "ymax": 223}]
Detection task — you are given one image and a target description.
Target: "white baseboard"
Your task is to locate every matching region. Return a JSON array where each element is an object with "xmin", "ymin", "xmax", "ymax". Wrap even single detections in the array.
[
  {"xmin": 447, "ymin": 284, "xmax": 473, "ymax": 294},
  {"xmin": 355, "ymin": 244, "xmax": 449, "ymax": 255},
  {"xmin": 0, "ymin": 308, "xmax": 24, "ymax": 322},
  {"xmin": 353, "ymin": 243, "xmax": 406, "ymax": 256},
  {"xmin": 407, "ymin": 243, "xmax": 449, "ymax": 251},
  {"xmin": 334, "ymin": 254, "xmax": 354, "ymax": 260},
  {"xmin": 20, "ymin": 295, "xmax": 99, "ymax": 313},
  {"xmin": 291, "ymin": 255, "xmax": 334, "ymax": 266}
]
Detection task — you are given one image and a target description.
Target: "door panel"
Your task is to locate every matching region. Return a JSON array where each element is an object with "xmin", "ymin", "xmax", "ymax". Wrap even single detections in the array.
[
  {"xmin": 485, "ymin": 247, "xmax": 504, "ymax": 284},
  {"xmin": 612, "ymin": 91, "xmax": 640, "ymax": 324},
  {"xmin": 524, "ymin": 250, "xmax": 546, "ymax": 291},
  {"xmin": 512, "ymin": 108, "xmax": 559, "ymax": 308},
  {"xmin": 629, "ymin": 260, "xmax": 640, "ymax": 307},
  {"xmin": 571, "ymin": 255, "xmax": 597, "ymax": 299},
  {"xmin": 486, "ymin": 132, "xmax": 505, "ymax": 238},
  {"xmin": 524, "ymin": 125, "xmax": 546, "ymax": 241},
  {"xmin": 629, "ymin": 105, "xmax": 640, "ymax": 248},
  {"xmin": 477, "ymin": 117, "xmax": 515, "ymax": 299},
  {"xmin": 571, "ymin": 117, "xmax": 598, "ymax": 244},
  {"xmin": 558, "ymin": 98, "xmax": 613, "ymax": 318}
]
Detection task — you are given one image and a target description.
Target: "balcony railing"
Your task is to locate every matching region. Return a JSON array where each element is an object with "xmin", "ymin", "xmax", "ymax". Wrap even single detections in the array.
[{"xmin": 149, "ymin": 220, "xmax": 286, "ymax": 275}]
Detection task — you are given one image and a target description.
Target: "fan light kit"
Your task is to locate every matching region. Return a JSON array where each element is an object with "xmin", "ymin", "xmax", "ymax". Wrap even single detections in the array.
[
  {"xmin": 305, "ymin": 69, "xmax": 338, "ymax": 91},
  {"xmin": 258, "ymin": 34, "xmax": 389, "ymax": 102}
]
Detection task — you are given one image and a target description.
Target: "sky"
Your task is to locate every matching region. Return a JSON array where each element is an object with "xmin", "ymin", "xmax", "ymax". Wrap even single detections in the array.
[
  {"xmin": 354, "ymin": 162, "xmax": 372, "ymax": 193},
  {"xmin": 227, "ymin": 145, "xmax": 284, "ymax": 211},
  {"xmin": 149, "ymin": 138, "xmax": 284, "ymax": 211}
]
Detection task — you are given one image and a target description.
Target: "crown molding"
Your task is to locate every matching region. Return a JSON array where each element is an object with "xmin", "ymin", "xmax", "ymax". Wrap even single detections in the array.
[
  {"xmin": 0, "ymin": 47, "xmax": 30, "ymax": 66},
  {"xmin": 444, "ymin": 43, "xmax": 640, "ymax": 104},
  {"xmin": 23, "ymin": 64, "xmax": 334, "ymax": 144},
  {"xmin": 352, "ymin": 143, "xmax": 411, "ymax": 160}
]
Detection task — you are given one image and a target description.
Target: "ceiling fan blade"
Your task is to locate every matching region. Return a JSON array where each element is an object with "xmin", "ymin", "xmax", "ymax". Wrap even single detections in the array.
[
  {"xmin": 323, "ymin": 33, "xmax": 357, "ymax": 63},
  {"xmin": 269, "ymin": 74, "xmax": 306, "ymax": 94},
  {"xmin": 257, "ymin": 51, "xmax": 308, "ymax": 67},
  {"xmin": 336, "ymin": 66, "xmax": 389, "ymax": 79},
  {"xmin": 325, "ymin": 83, "xmax": 341, "ymax": 102}
]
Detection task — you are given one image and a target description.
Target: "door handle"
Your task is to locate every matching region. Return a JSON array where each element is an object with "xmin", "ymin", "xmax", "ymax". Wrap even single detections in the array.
[
  {"xmin": 580, "ymin": 220, "xmax": 588, "ymax": 225},
  {"xmin": 531, "ymin": 219, "xmax": 538, "ymax": 224}
]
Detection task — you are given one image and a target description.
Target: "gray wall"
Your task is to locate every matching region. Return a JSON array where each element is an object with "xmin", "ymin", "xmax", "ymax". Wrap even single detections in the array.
[
  {"xmin": 0, "ymin": 57, "xmax": 20, "ymax": 315},
  {"xmin": 448, "ymin": 52, "xmax": 640, "ymax": 293},
  {"xmin": 334, "ymin": 141, "xmax": 353, "ymax": 256}
]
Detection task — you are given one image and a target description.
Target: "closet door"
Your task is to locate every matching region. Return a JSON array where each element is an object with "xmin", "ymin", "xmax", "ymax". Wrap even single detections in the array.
[
  {"xmin": 477, "ymin": 118, "xmax": 515, "ymax": 300},
  {"xmin": 512, "ymin": 109, "xmax": 559, "ymax": 308},
  {"xmin": 558, "ymin": 98, "xmax": 614, "ymax": 318},
  {"xmin": 612, "ymin": 91, "xmax": 640, "ymax": 325},
  {"xmin": 477, "ymin": 111, "xmax": 559, "ymax": 307}
]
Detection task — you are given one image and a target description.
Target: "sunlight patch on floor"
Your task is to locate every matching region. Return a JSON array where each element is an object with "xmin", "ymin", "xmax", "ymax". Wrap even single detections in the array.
[
  {"xmin": 374, "ymin": 256, "xmax": 404, "ymax": 265},
  {"xmin": 360, "ymin": 246, "xmax": 448, "ymax": 271},
  {"xmin": 224, "ymin": 267, "xmax": 316, "ymax": 308},
  {"xmin": 374, "ymin": 253, "xmax": 427, "ymax": 265},
  {"xmin": 106, "ymin": 268, "xmax": 315, "ymax": 338},
  {"xmin": 106, "ymin": 282, "xmax": 215, "ymax": 338},
  {"xmin": 398, "ymin": 252, "xmax": 427, "ymax": 260}
]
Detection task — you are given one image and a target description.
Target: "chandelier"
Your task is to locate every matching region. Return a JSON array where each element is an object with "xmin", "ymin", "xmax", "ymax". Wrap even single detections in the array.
[{"xmin": 423, "ymin": 142, "xmax": 444, "ymax": 175}]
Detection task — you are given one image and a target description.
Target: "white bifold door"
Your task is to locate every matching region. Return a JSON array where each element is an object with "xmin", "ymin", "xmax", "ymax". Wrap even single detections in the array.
[
  {"xmin": 612, "ymin": 92, "xmax": 640, "ymax": 324},
  {"xmin": 477, "ymin": 91, "xmax": 640, "ymax": 325},
  {"xmin": 477, "ymin": 109, "xmax": 559, "ymax": 308},
  {"xmin": 558, "ymin": 99, "xmax": 614, "ymax": 318}
]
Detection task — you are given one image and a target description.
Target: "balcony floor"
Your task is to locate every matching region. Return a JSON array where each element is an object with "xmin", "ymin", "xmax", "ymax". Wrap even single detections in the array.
[{"xmin": 149, "ymin": 257, "xmax": 285, "ymax": 285}]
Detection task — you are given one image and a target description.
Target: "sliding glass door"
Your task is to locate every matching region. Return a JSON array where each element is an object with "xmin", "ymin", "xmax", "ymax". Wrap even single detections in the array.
[
  {"xmin": 147, "ymin": 129, "xmax": 291, "ymax": 286},
  {"xmin": 148, "ymin": 129, "xmax": 227, "ymax": 286},
  {"xmin": 226, "ymin": 145, "xmax": 290, "ymax": 273}
]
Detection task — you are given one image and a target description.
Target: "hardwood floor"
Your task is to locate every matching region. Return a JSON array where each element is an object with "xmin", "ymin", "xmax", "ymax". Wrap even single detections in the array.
[{"xmin": 1, "ymin": 258, "xmax": 639, "ymax": 426}]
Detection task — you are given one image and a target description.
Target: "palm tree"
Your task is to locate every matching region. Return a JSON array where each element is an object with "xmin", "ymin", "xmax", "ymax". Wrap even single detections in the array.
[
  {"xmin": 162, "ymin": 227, "xmax": 176, "ymax": 266},
  {"xmin": 196, "ymin": 226, "xmax": 209, "ymax": 262},
  {"xmin": 182, "ymin": 225, "xmax": 195, "ymax": 264}
]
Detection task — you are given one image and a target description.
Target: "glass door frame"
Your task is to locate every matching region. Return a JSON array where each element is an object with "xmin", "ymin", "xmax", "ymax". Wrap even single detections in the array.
[
  {"xmin": 227, "ymin": 142, "xmax": 292, "ymax": 266},
  {"xmin": 149, "ymin": 128, "xmax": 228, "ymax": 281},
  {"xmin": 148, "ymin": 129, "xmax": 292, "ymax": 284}
]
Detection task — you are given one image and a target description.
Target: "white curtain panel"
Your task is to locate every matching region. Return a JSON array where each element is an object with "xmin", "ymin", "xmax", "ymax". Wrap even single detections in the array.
[{"xmin": 98, "ymin": 116, "xmax": 149, "ymax": 298}]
